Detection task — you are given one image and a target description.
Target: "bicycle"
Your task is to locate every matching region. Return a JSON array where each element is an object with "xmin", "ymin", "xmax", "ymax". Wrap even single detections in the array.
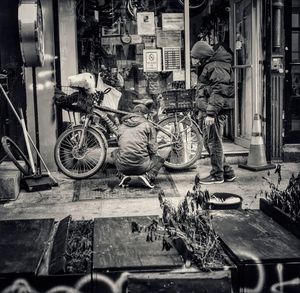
[{"xmin": 54, "ymin": 86, "xmax": 203, "ymax": 179}]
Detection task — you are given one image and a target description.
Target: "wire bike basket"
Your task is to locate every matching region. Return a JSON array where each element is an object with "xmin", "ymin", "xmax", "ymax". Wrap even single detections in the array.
[
  {"xmin": 54, "ymin": 86, "xmax": 104, "ymax": 114},
  {"xmin": 161, "ymin": 89, "xmax": 196, "ymax": 113}
]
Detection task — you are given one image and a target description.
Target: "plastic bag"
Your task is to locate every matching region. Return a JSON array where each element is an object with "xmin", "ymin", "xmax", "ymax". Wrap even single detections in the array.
[{"xmin": 96, "ymin": 73, "xmax": 122, "ymax": 110}]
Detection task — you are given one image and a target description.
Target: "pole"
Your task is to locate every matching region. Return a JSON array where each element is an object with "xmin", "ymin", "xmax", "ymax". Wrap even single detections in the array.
[
  {"xmin": 32, "ymin": 67, "xmax": 41, "ymax": 171},
  {"xmin": 184, "ymin": 0, "xmax": 190, "ymax": 89}
]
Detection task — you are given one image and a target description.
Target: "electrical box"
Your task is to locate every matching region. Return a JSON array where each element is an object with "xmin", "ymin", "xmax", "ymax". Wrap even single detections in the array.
[{"xmin": 271, "ymin": 56, "xmax": 284, "ymax": 73}]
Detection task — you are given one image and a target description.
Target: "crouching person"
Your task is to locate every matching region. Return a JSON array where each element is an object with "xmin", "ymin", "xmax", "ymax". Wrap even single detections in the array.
[{"xmin": 114, "ymin": 104, "xmax": 167, "ymax": 189}]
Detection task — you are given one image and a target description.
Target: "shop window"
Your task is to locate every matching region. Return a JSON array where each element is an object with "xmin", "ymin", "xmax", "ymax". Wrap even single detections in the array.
[{"xmin": 75, "ymin": 0, "xmax": 232, "ymax": 122}]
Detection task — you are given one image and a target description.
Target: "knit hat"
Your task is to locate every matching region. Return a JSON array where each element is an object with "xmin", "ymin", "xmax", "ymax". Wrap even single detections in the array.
[
  {"xmin": 191, "ymin": 41, "xmax": 214, "ymax": 60},
  {"xmin": 133, "ymin": 104, "xmax": 150, "ymax": 114}
]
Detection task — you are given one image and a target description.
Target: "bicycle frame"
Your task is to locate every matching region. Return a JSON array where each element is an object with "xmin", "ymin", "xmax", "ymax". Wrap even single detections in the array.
[{"xmin": 93, "ymin": 104, "xmax": 198, "ymax": 148}]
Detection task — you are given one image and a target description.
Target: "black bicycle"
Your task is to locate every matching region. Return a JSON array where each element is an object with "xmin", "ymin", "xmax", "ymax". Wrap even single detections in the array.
[{"xmin": 54, "ymin": 87, "xmax": 203, "ymax": 179}]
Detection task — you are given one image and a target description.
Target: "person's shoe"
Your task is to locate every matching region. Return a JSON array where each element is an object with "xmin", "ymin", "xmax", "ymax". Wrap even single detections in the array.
[
  {"xmin": 199, "ymin": 175, "xmax": 224, "ymax": 185},
  {"xmin": 138, "ymin": 174, "xmax": 155, "ymax": 189},
  {"xmin": 119, "ymin": 175, "xmax": 131, "ymax": 187},
  {"xmin": 224, "ymin": 175, "xmax": 236, "ymax": 182}
]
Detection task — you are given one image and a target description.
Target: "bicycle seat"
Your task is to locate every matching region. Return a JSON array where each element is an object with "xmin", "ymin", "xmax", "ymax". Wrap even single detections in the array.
[{"xmin": 132, "ymin": 98, "xmax": 154, "ymax": 107}]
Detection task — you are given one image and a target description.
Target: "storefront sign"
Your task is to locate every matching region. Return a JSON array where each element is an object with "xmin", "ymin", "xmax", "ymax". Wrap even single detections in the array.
[
  {"xmin": 162, "ymin": 13, "xmax": 184, "ymax": 31},
  {"xmin": 143, "ymin": 49, "xmax": 162, "ymax": 72},
  {"xmin": 163, "ymin": 47, "xmax": 181, "ymax": 71},
  {"xmin": 137, "ymin": 12, "xmax": 155, "ymax": 35},
  {"xmin": 157, "ymin": 29, "xmax": 182, "ymax": 48}
]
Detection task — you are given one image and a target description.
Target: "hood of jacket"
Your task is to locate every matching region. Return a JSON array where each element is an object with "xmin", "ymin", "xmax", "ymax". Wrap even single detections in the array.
[
  {"xmin": 210, "ymin": 45, "xmax": 233, "ymax": 64},
  {"xmin": 121, "ymin": 113, "xmax": 147, "ymax": 127}
]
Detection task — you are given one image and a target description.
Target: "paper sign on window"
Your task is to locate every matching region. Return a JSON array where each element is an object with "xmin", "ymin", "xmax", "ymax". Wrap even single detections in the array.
[
  {"xmin": 137, "ymin": 12, "xmax": 155, "ymax": 35},
  {"xmin": 162, "ymin": 13, "xmax": 184, "ymax": 31},
  {"xmin": 143, "ymin": 49, "xmax": 162, "ymax": 72},
  {"xmin": 163, "ymin": 47, "xmax": 181, "ymax": 71}
]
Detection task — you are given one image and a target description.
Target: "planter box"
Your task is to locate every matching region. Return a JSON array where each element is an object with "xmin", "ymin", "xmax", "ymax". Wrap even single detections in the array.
[
  {"xmin": 209, "ymin": 209, "xmax": 300, "ymax": 293},
  {"xmin": 128, "ymin": 270, "xmax": 232, "ymax": 293},
  {"xmin": 260, "ymin": 198, "xmax": 300, "ymax": 239}
]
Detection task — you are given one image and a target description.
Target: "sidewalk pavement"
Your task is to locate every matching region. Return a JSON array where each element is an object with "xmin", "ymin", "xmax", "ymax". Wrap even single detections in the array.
[{"xmin": 0, "ymin": 162, "xmax": 299, "ymax": 221}]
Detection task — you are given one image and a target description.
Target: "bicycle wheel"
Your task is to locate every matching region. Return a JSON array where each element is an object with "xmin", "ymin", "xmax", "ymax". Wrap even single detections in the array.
[
  {"xmin": 1, "ymin": 136, "xmax": 32, "ymax": 175},
  {"xmin": 157, "ymin": 114, "xmax": 203, "ymax": 170},
  {"xmin": 54, "ymin": 126, "xmax": 107, "ymax": 179}
]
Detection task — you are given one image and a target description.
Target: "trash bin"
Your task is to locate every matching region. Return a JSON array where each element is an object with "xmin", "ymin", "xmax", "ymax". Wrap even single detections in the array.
[{"xmin": 203, "ymin": 193, "xmax": 243, "ymax": 210}]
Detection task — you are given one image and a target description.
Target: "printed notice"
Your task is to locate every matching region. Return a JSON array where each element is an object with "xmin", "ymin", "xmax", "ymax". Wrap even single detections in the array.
[
  {"xmin": 157, "ymin": 29, "xmax": 182, "ymax": 48},
  {"xmin": 163, "ymin": 47, "xmax": 181, "ymax": 71},
  {"xmin": 162, "ymin": 13, "xmax": 184, "ymax": 31},
  {"xmin": 143, "ymin": 49, "xmax": 162, "ymax": 72},
  {"xmin": 137, "ymin": 12, "xmax": 155, "ymax": 35}
]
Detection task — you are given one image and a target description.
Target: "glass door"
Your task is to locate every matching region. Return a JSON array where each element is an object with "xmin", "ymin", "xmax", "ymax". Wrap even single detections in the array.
[
  {"xmin": 233, "ymin": 0, "xmax": 253, "ymax": 147},
  {"xmin": 284, "ymin": 0, "xmax": 300, "ymax": 143}
]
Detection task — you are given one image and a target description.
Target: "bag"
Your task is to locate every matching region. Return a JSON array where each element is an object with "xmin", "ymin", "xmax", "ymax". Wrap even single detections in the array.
[
  {"xmin": 68, "ymin": 73, "xmax": 96, "ymax": 93},
  {"xmin": 96, "ymin": 73, "xmax": 122, "ymax": 110}
]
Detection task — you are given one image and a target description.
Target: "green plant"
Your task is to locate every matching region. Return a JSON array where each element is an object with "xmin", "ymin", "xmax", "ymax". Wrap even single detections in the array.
[
  {"xmin": 132, "ymin": 174, "xmax": 228, "ymax": 270},
  {"xmin": 65, "ymin": 220, "xmax": 94, "ymax": 274},
  {"xmin": 264, "ymin": 165, "xmax": 300, "ymax": 222}
]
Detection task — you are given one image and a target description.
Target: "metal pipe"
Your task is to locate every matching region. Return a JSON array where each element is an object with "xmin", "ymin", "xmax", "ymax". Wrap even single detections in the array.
[{"xmin": 272, "ymin": 0, "xmax": 284, "ymax": 48}]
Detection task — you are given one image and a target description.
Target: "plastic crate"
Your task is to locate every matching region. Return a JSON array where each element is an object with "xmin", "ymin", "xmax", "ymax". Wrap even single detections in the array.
[{"xmin": 161, "ymin": 89, "xmax": 196, "ymax": 113}]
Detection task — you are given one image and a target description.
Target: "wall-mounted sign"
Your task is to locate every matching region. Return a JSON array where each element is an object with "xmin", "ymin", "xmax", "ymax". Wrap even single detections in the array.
[
  {"xmin": 137, "ymin": 12, "xmax": 155, "ymax": 35},
  {"xmin": 162, "ymin": 13, "xmax": 184, "ymax": 31},
  {"xmin": 18, "ymin": 0, "xmax": 44, "ymax": 67},
  {"xmin": 143, "ymin": 49, "xmax": 162, "ymax": 72},
  {"xmin": 163, "ymin": 47, "xmax": 181, "ymax": 71}
]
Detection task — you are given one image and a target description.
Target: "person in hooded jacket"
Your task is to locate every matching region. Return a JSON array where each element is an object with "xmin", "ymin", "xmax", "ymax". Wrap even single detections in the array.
[
  {"xmin": 114, "ymin": 104, "xmax": 166, "ymax": 188},
  {"xmin": 191, "ymin": 41, "xmax": 236, "ymax": 184}
]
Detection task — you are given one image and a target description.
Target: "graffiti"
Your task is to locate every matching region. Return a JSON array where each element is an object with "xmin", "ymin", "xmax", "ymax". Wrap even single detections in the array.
[
  {"xmin": 1, "ymin": 272, "xmax": 129, "ymax": 293},
  {"xmin": 1, "ymin": 253, "xmax": 300, "ymax": 293},
  {"xmin": 238, "ymin": 250, "xmax": 265, "ymax": 293}
]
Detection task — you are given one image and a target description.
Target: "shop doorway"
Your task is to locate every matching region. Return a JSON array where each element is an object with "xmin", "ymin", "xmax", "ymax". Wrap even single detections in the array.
[
  {"xmin": 284, "ymin": 0, "xmax": 300, "ymax": 144},
  {"xmin": 233, "ymin": 0, "xmax": 254, "ymax": 148}
]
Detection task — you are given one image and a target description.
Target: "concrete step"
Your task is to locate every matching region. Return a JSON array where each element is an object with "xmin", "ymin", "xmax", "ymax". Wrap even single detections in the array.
[{"xmin": 0, "ymin": 161, "xmax": 25, "ymax": 201}]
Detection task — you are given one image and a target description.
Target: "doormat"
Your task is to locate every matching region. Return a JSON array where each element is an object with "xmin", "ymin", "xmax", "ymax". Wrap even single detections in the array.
[{"xmin": 72, "ymin": 171, "xmax": 180, "ymax": 201}]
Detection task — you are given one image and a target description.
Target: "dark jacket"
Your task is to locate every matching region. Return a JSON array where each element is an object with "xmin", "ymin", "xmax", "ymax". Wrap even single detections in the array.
[
  {"xmin": 115, "ymin": 113, "xmax": 157, "ymax": 173},
  {"xmin": 195, "ymin": 45, "xmax": 234, "ymax": 116}
]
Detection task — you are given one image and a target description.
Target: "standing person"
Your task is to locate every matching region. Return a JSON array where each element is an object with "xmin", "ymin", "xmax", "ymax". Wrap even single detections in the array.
[
  {"xmin": 114, "ymin": 104, "xmax": 167, "ymax": 188},
  {"xmin": 191, "ymin": 41, "xmax": 236, "ymax": 184}
]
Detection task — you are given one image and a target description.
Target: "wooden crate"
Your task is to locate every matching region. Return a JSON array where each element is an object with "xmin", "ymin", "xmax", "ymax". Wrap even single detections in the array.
[{"xmin": 209, "ymin": 209, "xmax": 300, "ymax": 293}]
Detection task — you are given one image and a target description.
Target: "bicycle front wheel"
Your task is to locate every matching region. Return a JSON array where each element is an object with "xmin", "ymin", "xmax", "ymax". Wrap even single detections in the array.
[
  {"xmin": 157, "ymin": 114, "xmax": 203, "ymax": 170},
  {"xmin": 54, "ymin": 126, "xmax": 107, "ymax": 179}
]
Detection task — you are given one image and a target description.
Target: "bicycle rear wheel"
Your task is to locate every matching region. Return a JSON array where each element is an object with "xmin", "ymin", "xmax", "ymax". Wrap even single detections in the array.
[
  {"xmin": 1, "ymin": 136, "xmax": 32, "ymax": 175},
  {"xmin": 157, "ymin": 114, "xmax": 203, "ymax": 170},
  {"xmin": 54, "ymin": 126, "xmax": 107, "ymax": 179}
]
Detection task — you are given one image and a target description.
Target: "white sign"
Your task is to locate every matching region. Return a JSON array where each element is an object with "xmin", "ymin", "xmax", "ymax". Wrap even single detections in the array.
[
  {"xmin": 162, "ymin": 13, "xmax": 184, "ymax": 31},
  {"xmin": 143, "ymin": 49, "xmax": 162, "ymax": 72},
  {"xmin": 137, "ymin": 12, "xmax": 155, "ymax": 35}
]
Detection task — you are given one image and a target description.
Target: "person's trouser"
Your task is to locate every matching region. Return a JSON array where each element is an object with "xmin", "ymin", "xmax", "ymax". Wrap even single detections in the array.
[{"xmin": 202, "ymin": 114, "xmax": 235, "ymax": 180}]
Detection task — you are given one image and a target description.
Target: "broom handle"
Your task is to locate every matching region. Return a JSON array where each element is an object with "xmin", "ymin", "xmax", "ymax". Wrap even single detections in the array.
[
  {"xmin": 0, "ymin": 84, "xmax": 58, "ymax": 184},
  {"xmin": 19, "ymin": 108, "xmax": 36, "ymax": 174}
]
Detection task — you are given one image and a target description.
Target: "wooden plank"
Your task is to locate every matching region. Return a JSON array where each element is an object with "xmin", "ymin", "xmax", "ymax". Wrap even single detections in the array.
[
  {"xmin": 209, "ymin": 210, "xmax": 300, "ymax": 264},
  {"xmin": 128, "ymin": 271, "xmax": 231, "ymax": 293},
  {"xmin": 93, "ymin": 216, "xmax": 183, "ymax": 271},
  {"xmin": 49, "ymin": 215, "xmax": 72, "ymax": 274},
  {"xmin": 0, "ymin": 218, "xmax": 54, "ymax": 275}
]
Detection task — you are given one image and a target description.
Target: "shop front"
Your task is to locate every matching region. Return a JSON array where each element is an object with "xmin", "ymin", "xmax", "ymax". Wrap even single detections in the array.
[{"xmin": 3, "ymin": 0, "xmax": 296, "ymax": 170}]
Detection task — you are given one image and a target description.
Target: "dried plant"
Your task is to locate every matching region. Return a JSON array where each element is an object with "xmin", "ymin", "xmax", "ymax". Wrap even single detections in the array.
[
  {"xmin": 264, "ymin": 165, "xmax": 300, "ymax": 222},
  {"xmin": 65, "ymin": 220, "xmax": 94, "ymax": 273},
  {"xmin": 132, "ymin": 174, "xmax": 228, "ymax": 270}
]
